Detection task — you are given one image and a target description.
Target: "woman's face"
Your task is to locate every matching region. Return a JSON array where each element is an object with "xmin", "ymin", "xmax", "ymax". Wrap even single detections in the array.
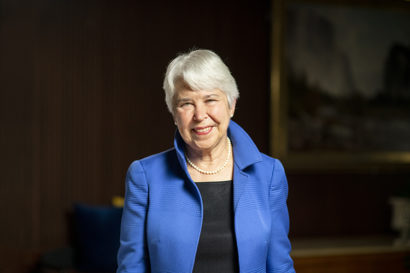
[{"xmin": 173, "ymin": 81, "xmax": 236, "ymax": 155}]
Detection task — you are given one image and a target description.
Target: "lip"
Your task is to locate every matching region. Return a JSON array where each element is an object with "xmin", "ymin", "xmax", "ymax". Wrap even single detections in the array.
[{"xmin": 192, "ymin": 126, "xmax": 213, "ymax": 135}]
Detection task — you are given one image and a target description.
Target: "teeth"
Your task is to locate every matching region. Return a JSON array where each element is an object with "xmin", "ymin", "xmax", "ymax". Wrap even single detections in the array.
[{"xmin": 196, "ymin": 127, "xmax": 211, "ymax": 133}]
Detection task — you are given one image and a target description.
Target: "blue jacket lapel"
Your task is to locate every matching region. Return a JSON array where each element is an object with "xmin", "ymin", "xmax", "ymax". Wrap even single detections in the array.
[{"xmin": 228, "ymin": 121, "xmax": 262, "ymax": 210}]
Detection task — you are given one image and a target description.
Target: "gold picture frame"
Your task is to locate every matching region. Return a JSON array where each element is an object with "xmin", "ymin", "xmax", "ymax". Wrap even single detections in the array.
[{"xmin": 270, "ymin": 0, "xmax": 410, "ymax": 172}]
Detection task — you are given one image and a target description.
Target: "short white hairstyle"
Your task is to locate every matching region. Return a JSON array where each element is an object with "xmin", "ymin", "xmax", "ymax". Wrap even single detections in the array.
[{"xmin": 163, "ymin": 49, "xmax": 239, "ymax": 114}]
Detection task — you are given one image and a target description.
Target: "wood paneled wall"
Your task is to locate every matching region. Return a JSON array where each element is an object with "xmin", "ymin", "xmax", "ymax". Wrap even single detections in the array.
[
  {"xmin": 0, "ymin": 0, "xmax": 408, "ymax": 254},
  {"xmin": 0, "ymin": 0, "xmax": 270, "ymax": 250},
  {"xmin": 288, "ymin": 172, "xmax": 410, "ymax": 237}
]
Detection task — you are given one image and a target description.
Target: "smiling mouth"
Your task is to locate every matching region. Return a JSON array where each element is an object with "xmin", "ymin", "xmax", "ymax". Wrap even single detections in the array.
[{"xmin": 193, "ymin": 126, "xmax": 212, "ymax": 135}]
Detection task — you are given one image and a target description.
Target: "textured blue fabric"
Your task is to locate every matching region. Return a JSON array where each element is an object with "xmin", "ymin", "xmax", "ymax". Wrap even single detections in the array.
[
  {"xmin": 74, "ymin": 203, "xmax": 122, "ymax": 272},
  {"xmin": 117, "ymin": 121, "xmax": 295, "ymax": 273}
]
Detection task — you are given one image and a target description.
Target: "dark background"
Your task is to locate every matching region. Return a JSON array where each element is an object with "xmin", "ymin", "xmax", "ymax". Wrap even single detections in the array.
[{"xmin": 0, "ymin": 0, "xmax": 408, "ymax": 256}]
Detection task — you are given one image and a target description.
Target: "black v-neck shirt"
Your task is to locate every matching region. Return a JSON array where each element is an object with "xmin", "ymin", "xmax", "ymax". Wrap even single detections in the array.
[{"xmin": 193, "ymin": 180, "xmax": 239, "ymax": 273}]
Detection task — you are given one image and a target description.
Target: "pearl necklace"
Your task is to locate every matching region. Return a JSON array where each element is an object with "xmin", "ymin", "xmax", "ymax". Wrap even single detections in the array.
[{"xmin": 185, "ymin": 137, "xmax": 232, "ymax": 175}]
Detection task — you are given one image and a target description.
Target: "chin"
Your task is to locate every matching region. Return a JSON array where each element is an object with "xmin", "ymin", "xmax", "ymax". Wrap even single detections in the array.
[{"xmin": 193, "ymin": 141, "xmax": 213, "ymax": 151}]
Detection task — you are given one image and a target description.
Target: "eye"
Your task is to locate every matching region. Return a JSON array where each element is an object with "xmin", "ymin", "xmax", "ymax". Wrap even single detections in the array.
[
  {"xmin": 206, "ymin": 99, "xmax": 217, "ymax": 103},
  {"xmin": 180, "ymin": 102, "xmax": 193, "ymax": 108}
]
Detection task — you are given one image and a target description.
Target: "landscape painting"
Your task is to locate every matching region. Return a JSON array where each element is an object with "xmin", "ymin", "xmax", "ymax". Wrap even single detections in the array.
[{"xmin": 272, "ymin": 1, "xmax": 410, "ymax": 169}]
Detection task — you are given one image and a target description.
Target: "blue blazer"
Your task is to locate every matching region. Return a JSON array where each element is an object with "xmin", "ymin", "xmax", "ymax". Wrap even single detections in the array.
[{"xmin": 117, "ymin": 121, "xmax": 295, "ymax": 273}]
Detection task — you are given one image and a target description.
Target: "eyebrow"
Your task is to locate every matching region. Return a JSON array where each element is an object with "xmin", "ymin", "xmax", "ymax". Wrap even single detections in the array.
[
  {"xmin": 175, "ymin": 97, "xmax": 192, "ymax": 104},
  {"xmin": 175, "ymin": 93, "xmax": 221, "ymax": 104},
  {"xmin": 203, "ymin": 94, "xmax": 220, "ymax": 99}
]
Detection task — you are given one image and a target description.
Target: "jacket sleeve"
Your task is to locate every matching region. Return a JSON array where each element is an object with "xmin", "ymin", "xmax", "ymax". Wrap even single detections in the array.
[
  {"xmin": 267, "ymin": 159, "xmax": 296, "ymax": 273},
  {"xmin": 117, "ymin": 161, "xmax": 150, "ymax": 273}
]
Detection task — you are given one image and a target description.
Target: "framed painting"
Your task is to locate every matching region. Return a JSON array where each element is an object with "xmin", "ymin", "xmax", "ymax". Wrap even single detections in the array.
[{"xmin": 270, "ymin": 0, "xmax": 410, "ymax": 171}]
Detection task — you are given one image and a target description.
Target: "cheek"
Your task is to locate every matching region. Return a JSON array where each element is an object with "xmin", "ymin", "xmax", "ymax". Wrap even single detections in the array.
[
  {"xmin": 209, "ymin": 106, "xmax": 231, "ymax": 122},
  {"xmin": 175, "ymin": 112, "xmax": 192, "ymax": 127}
]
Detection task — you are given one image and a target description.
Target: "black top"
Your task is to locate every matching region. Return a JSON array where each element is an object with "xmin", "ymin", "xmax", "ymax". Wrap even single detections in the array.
[{"xmin": 193, "ymin": 180, "xmax": 239, "ymax": 273}]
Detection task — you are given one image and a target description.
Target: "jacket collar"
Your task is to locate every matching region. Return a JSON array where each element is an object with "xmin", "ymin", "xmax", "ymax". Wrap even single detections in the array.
[
  {"xmin": 174, "ymin": 120, "xmax": 262, "ymax": 175},
  {"xmin": 228, "ymin": 120, "xmax": 263, "ymax": 169}
]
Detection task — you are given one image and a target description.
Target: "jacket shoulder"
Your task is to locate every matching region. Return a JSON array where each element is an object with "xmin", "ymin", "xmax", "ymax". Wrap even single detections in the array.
[
  {"xmin": 127, "ymin": 148, "xmax": 179, "ymax": 180},
  {"xmin": 129, "ymin": 148, "xmax": 175, "ymax": 168},
  {"xmin": 259, "ymin": 153, "xmax": 286, "ymax": 175}
]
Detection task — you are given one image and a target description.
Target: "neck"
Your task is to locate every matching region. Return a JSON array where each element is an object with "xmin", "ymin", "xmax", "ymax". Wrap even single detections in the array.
[{"xmin": 186, "ymin": 137, "xmax": 229, "ymax": 167}]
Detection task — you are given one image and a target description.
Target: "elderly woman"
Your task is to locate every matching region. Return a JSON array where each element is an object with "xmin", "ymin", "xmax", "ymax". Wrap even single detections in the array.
[{"xmin": 117, "ymin": 49, "xmax": 295, "ymax": 273}]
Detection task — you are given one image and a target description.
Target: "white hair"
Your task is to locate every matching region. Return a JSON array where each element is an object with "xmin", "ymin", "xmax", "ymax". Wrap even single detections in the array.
[{"xmin": 163, "ymin": 49, "xmax": 239, "ymax": 114}]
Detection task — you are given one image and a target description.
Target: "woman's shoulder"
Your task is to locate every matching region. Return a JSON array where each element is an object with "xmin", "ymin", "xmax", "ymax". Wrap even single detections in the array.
[
  {"xmin": 128, "ymin": 148, "xmax": 178, "ymax": 172},
  {"xmin": 258, "ymin": 153, "xmax": 286, "ymax": 173}
]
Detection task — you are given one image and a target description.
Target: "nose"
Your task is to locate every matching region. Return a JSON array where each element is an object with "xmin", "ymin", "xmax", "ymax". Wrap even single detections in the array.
[{"xmin": 193, "ymin": 103, "xmax": 207, "ymax": 121}]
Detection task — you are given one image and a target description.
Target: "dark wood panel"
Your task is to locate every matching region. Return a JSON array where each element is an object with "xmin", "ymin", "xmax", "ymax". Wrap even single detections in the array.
[
  {"xmin": 293, "ymin": 251, "xmax": 410, "ymax": 273},
  {"xmin": 0, "ymin": 0, "xmax": 270, "ymax": 251},
  {"xmin": 288, "ymin": 172, "xmax": 410, "ymax": 237}
]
